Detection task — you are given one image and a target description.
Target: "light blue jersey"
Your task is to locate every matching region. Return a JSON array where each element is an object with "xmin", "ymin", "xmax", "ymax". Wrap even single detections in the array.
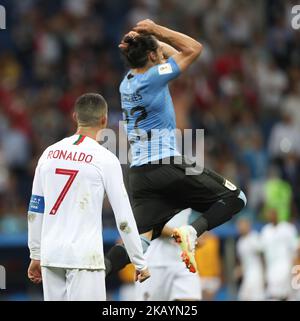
[{"xmin": 120, "ymin": 57, "xmax": 181, "ymax": 167}]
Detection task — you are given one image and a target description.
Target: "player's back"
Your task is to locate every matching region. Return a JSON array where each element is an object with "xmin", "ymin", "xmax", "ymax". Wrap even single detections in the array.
[
  {"xmin": 261, "ymin": 222, "xmax": 298, "ymax": 266},
  {"xmin": 119, "ymin": 57, "xmax": 181, "ymax": 166},
  {"xmin": 32, "ymin": 134, "xmax": 114, "ymax": 270}
]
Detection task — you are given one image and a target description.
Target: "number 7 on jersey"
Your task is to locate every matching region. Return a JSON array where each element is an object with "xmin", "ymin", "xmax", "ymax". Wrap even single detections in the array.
[{"xmin": 50, "ymin": 168, "xmax": 79, "ymax": 215}]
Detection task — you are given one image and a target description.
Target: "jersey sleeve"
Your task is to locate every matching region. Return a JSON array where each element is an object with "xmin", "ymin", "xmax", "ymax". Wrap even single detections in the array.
[
  {"xmin": 28, "ymin": 161, "xmax": 45, "ymax": 261},
  {"xmin": 102, "ymin": 154, "xmax": 147, "ymax": 271},
  {"xmin": 145, "ymin": 56, "xmax": 181, "ymax": 89}
]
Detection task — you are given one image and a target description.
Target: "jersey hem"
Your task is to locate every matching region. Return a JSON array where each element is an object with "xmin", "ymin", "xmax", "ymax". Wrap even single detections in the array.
[
  {"xmin": 130, "ymin": 151, "xmax": 182, "ymax": 167},
  {"xmin": 41, "ymin": 263, "xmax": 106, "ymax": 270}
]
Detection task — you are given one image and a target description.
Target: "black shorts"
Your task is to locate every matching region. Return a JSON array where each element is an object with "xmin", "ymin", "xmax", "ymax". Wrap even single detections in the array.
[{"xmin": 126, "ymin": 156, "xmax": 240, "ymax": 239}]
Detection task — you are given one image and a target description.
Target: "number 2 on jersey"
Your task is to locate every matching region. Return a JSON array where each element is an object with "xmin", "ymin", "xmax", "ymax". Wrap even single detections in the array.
[
  {"xmin": 122, "ymin": 106, "xmax": 148, "ymax": 129},
  {"xmin": 50, "ymin": 168, "xmax": 79, "ymax": 215},
  {"xmin": 122, "ymin": 106, "xmax": 149, "ymax": 144}
]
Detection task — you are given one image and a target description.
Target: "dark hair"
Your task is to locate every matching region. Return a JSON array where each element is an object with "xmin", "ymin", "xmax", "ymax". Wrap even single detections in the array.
[
  {"xmin": 74, "ymin": 93, "xmax": 107, "ymax": 127},
  {"xmin": 120, "ymin": 34, "xmax": 158, "ymax": 68}
]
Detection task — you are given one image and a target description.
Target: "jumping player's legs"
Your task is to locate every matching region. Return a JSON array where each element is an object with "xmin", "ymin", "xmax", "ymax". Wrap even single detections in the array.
[
  {"xmin": 105, "ymin": 157, "xmax": 246, "ymax": 275},
  {"xmin": 41, "ymin": 267, "xmax": 67, "ymax": 301},
  {"xmin": 173, "ymin": 165, "xmax": 247, "ymax": 236},
  {"xmin": 171, "ymin": 159, "xmax": 246, "ymax": 272}
]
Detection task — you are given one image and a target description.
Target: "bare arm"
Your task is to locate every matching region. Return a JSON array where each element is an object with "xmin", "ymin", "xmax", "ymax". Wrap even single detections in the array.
[
  {"xmin": 134, "ymin": 19, "xmax": 203, "ymax": 72},
  {"xmin": 158, "ymin": 41, "xmax": 179, "ymax": 60}
]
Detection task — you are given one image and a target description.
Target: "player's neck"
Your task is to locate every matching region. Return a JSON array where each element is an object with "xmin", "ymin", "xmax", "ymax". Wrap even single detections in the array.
[
  {"xmin": 76, "ymin": 127, "xmax": 101, "ymax": 141},
  {"xmin": 132, "ymin": 61, "xmax": 156, "ymax": 74}
]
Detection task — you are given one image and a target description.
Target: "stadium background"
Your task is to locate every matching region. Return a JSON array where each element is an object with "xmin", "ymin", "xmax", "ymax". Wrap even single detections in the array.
[{"xmin": 0, "ymin": 0, "xmax": 299, "ymax": 300}]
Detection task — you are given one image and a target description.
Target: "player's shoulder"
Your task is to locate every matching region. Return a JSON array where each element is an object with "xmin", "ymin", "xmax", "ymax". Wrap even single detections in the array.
[
  {"xmin": 37, "ymin": 137, "xmax": 70, "ymax": 164},
  {"xmin": 157, "ymin": 58, "xmax": 178, "ymax": 75},
  {"xmin": 94, "ymin": 144, "xmax": 120, "ymax": 166},
  {"xmin": 144, "ymin": 57, "xmax": 176, "ymax": 79},
  {"xmin": 260, "ymin": 223, "xmax": 273, "ymax": 236},
  {"xmin": 279, "ymin": 221, "xmax": 297, "ymax": 233}
]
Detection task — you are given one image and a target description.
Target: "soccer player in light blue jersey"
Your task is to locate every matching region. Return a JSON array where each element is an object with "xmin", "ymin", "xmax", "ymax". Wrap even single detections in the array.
[{"xmin": 105, "ymin": 20, "xmax": 246, "ymax": 277}]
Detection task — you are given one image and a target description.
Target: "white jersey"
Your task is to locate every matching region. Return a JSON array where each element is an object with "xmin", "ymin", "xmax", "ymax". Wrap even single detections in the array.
[
  {"xmin": 28, "ymin": 134, "xmax": 146, "ymax": 271},
  {"xmin": 237, "ymin": 231, "xmax": 265, "ymax": 300},
  {"xmin": 260, "ymin": 222, "xmax": 298, "ymax": 298}
]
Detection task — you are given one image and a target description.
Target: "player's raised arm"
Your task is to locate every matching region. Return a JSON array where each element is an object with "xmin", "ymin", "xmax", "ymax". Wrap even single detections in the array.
[
  {"xmin": 157, "ymin": 41, "xmax": 179, "ymax": 60},
  {"xmin": 102, "ymin": 154, "xmax": 149, "ymax": 280},
  {"xmin": 133, "ymin": 19, "xmax": 203, "ymax": 72}
]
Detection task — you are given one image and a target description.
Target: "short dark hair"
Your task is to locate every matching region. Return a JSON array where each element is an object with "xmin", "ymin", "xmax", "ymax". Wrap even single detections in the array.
[
  {"xmin": 120, "ymin": 34, "xmax": 158, "ymax": 68},
  {"xmin": 74, "ymin": 93, "xmax": 107, "ymax": 127}
]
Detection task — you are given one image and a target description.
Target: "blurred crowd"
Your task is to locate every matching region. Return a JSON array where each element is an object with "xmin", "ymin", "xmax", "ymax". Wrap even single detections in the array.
[{"xmin": 0, "ymin": 0, "xmax": 300, "ymax": 236}]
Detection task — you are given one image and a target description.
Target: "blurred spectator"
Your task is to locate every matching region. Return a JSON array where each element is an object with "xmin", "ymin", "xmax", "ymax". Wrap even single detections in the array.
[
  {"xmin": 240, "ymin": 131, "xmax": 268, "ymax": 211},
  {"xmin": 235, "ymin": 216, "xmax": 265, "ymax": 301},
  {"xmin": 260, "ymin": 208, "xmax": 298, "ymax": 300},
  {"xmin": 268, "ymin": 110, "xmax": 300, "ymax": 158},
  {"xmin": 256, "ymin": 58, "xmax": 288, "ymax": 109},
  {"xmin": 195, "ymin": 231, "xmax": 222, "ymax": 300},
  {"xmin": 118, "ymin": 263, "xmax": 136, "ymax": 301},
  {"xmin": 263, "ymin": 166, "xmax": 293, "ymax": 222},
  {"xmin": 281, "ymin": 71, "xmax": 300, "ymax": 124},
  {"xmin": 1, "ymin": 122, "xmax": 30, "ymax": 169}
]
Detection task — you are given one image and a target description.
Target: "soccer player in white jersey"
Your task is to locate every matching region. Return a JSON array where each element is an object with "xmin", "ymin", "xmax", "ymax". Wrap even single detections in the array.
[
  {"xmin": 236, "ymin": 217, "xmax": 265, "ymax": 301},
  {"xmin": 260, "ymin": 209, "xmax": 298, "ymax": 300},
  {"xmin": 27, "ymin": 93, "xmax": 150, "ymax": 301},
  {"xmin": 136, "ymin": 209, "xmax": 201, "ymax": 301}
]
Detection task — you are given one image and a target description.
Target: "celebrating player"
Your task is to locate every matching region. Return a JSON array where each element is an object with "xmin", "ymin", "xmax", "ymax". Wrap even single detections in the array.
[
  {"xmin": 27, "ymin": 93, "xmax": 150, "ymax": 301},
  {"xmin": 105, "ymin": 20, "xmax": 247, "ymax": 275}
]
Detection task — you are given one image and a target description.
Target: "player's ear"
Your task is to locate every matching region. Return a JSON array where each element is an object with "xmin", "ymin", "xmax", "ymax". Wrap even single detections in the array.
[
  {"xmin": 72, "ymin": 112, "xmax": 77, "ymax": 123},
  {"xmin": 100, "ymin": 115, "xmax": 107, "ymax": 128},
  {"xmin": 149, "ymin": 51, "xmax": 158, "ymax": 63}
]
